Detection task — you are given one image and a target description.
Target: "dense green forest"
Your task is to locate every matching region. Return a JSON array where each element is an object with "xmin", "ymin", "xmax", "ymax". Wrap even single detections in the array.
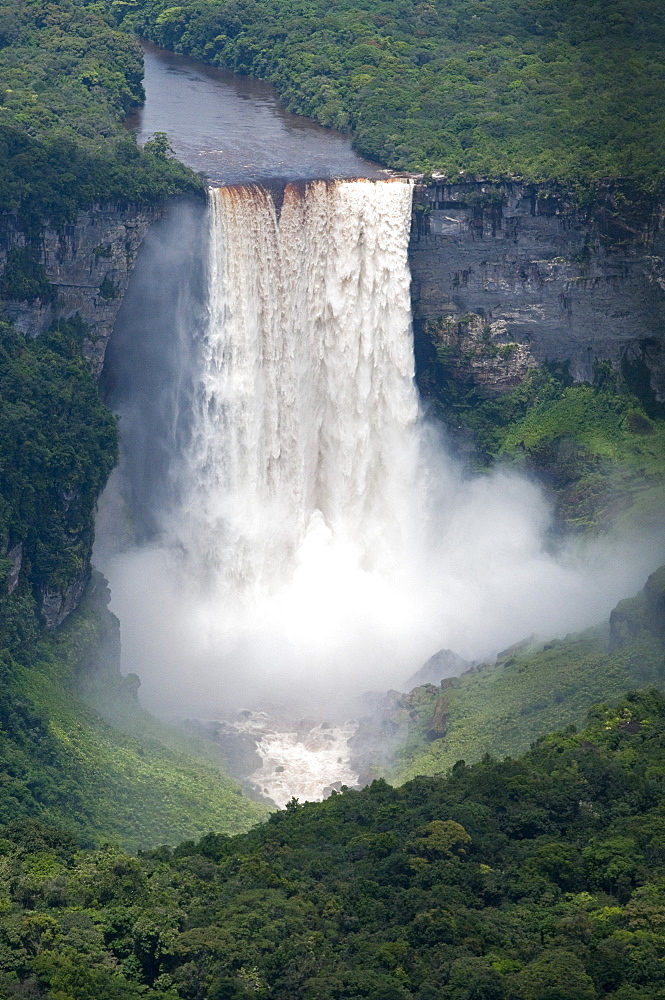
[
  {"xmin": 418, "ymin": 344, "xmax": 665, "ymax": 532},
  {"xmin": 0, "ymin": 313, "xmax": 266, "ymax": 849},
  {"xmin": 0, "ymin": 0, "xmax": 202, "ymax": 233},
  {"xmin": 106, "ymin": 0, "xmax": 665, "ymax": 189},
  {"xmin": 1, "ymin": 7, "xmax": 665, "ymax": 986},
  {"xmin": 0, "ymin": 689, "xmax": 662, "ymax": 998},
  {"xmin": 0, "ymin": 574, "xmax": 266, "ymax": 851},
  {"xmin": 0, "ymin": 317, "xmax": 117, "ymax": 603}
]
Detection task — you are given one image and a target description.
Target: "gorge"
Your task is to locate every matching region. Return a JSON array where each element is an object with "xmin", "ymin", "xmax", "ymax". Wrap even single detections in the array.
[
  {"xmin": 3, "ymin": 37, "xmax": 665, "ymax": 813},
  {"xmin": 77, "ymin": 49, "xmax": 661, "ymax": 806},
  {"xmin": 99, "ymin": 171, "xmax": 661, "ymax": 715},
  {"xmin": 2, "ymin": 6, "xmax": 665, "ymax": 996}
]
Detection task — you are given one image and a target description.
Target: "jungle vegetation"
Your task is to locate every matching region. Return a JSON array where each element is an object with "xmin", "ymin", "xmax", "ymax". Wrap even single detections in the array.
[
  {"xmin": 0, "ymin": 4, "xmax": 664, "ymax": 974},
  {"xmin": 0, "ymin": 0, "xmax": 202, "ymax": 235},
  {"xmin": 107, "ymin": 0, "xmax": 665, "ymax": 191},
  {"xmin": 417, "ymin": 346, "xmax": 665, "ymax": 533},
  {"xmin": 0, "ymin": 690, "xmax": 663, "ymax": 997},
  {"xmin": 0, "ymin": 317, "xmax": 117, "ymax": 601},
  {"xmin": 0, "ymin": 576, "xmax": 267, "ymax": 851},
  {"xmin": 0, "ymin": 315, "xmax": 266, "ymax": 849},
  {"xmin": 386, "ymin": 566, "xmax": 665, "ymax": 784}
]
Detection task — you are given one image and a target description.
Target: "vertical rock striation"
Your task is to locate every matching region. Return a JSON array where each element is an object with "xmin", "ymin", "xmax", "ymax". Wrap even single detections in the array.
[
  {"xmin": 0, "ymin": 201, "xmax": 166, "ymax": 627},
  {"xmin": 1, "ymin": 202, "xmax": 163, "ymax": 377}
]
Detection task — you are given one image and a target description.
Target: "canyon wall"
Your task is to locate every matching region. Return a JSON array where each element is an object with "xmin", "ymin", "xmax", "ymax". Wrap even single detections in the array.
[
  {"xmin": 0, "ymin": 202, "xmax": 165, "ymax": 626},
  {"xmin": 409, "ymin": 181, "xmax": 665, "ymax": 398},
  {"xmin": 3, "ymin": 181, "xmax": 665, "ymax": 627},
  {"xmin": 1, "ymin": 203, "xmax": 163, "ymax": 378}
]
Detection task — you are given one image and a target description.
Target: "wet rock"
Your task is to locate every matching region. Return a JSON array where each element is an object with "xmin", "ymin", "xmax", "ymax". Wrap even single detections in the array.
[
  {"xmin": 4, "ymin": 542, "xmax": 22, "ymax": 595},
  {"xmin": 428, "ymin": 695, "xmax": 450, "ymax": 738},
  {"xmin": 1, "ymin": 203, "xmax": 163, "ymax": 379},
  {"xmin": 41, "ymin": 572, "xmax": 89, "ymax": 630},
  {"xmin": 610, "ymin": 564, "xmax": 665, "ymax": 650},
  {"xmin": 403, "ymin": 647, "xmax": 472, "ymax": 689},
  {"xmin": 410, "ymin": 180, "xmax": 665, "ymax": 399},
  {"xmin": 185, "ymin": 720, "xmax": 262, "ymax": 779}
]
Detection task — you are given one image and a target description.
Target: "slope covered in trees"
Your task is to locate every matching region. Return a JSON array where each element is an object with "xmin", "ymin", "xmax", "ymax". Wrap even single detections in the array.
[
  {"xmin": 0, "ymin": 690, "xmax": 664, "ymax": 998},
  {"xmin": 108, "ymin": 0, "xmax": 665, "ymax": 190},
  {"xmin": 0, "ymin": 0, "xmax": 202, "ymax": 234},
  {"xmin": 0, "ymin": 555, "xmax": 267, "ymax": 851},
  {"xmin": 0, "ymin": 314, "xmax": 266, "ymax": 849},
  {"xmin": 417, "ymin": 350, "xmax": 665, "ymax": 534},
  {"xmin": 376, "ymin": 566, "xmax": 665, "ymax": 784}
]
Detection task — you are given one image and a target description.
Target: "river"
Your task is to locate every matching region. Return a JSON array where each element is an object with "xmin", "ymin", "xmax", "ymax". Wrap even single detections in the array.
[
  {"xmin": 100, "ymin": 40, "xmax": 659, "ymax": 810},
  {"xmin": 127, "ymin": 41, "xmax": 385, "ymax": 184}
]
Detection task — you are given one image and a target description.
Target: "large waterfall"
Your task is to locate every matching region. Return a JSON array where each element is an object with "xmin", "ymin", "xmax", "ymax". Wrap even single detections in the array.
[
  {"xmin": 177, "ymin": 179, "xmax": 420, "ymax": 603},
  {"xmin": 98, "ymin": 176, "xmax": 654, "ymax": 719}
]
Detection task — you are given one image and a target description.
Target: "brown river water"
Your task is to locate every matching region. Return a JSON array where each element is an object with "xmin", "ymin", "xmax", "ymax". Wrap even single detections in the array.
[{"xmin": 126, "ymin": 41, "xmax": 385, "ymax": 185}]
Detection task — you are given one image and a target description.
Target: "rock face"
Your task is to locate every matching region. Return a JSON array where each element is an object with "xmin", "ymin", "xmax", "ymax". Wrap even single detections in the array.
[
  {"xmin": 4, "ymin": 542, "xmax": 22, "ymax": 595},
  {"xmin": 610, "ymin": 564, "xmax": 665, "ymax": 650},
  {"xmin": 0, "ymin": 201, "xmax": 166, "ymax": 626},
  {"xmin": 1, "ymin": 203, "xmax": 163, "ymax": 377},
  {"xmin": 41, "ymin": 575, "xmax": 90, "ymax": 631},
  {"xmin": 402, "ymin": 647, "xmax": 472, "ymax": 690},
  {"xmin": 409, "ymin": 181, "xmax": 665, "ymax": 397}
]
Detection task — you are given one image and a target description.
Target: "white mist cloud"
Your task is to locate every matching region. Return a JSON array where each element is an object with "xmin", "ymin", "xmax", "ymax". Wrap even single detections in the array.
[
  {"xmin": 96, "ymin": 434, "xmax": 662, "ymax": 718},
  {"xmin": 94, "ymin": 182, "xmax": 664, "ymax": 720}
]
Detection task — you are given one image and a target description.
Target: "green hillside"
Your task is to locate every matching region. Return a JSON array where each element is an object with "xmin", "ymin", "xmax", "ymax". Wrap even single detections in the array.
[
  {"xmin": 108, "ymin": 0, "xmax": 665, "ymax": 190},
  {"xmin": 0, "ymin": 689, "xmax": 664, "ymax": 997},
  {"xmin": 418, "ymin": 353, "xmax": 665, "ymax": 533},
  {"xmin": 0, "ymin": 579, "xmax": 267, "ymax": 851},
  {"xmin": 0, "ymin": 0, "xmax": 202, "ymax": 236},
  {"xmin": 0, "ymin": 315, "xmax": 266, "ymax": 849},
  {"xmin": 386, "ymin": 567, "xmax": 665, "ymax": 783}
]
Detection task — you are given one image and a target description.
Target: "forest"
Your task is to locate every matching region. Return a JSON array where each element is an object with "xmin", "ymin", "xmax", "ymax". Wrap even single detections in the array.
[
  {"xmin": 0, "ymin": 0, "xmax": 202, "ymax": 233},
  {"xmin": 107, "ymin": 0, "xmax": 665, "ymax": 190},
  {"xmin": 0, "ymin": 690, "xmax": 663, "ymax": 998},
  {"xmin": 0, "ymin": 3, "xmax": 664, "ymax": 997}
]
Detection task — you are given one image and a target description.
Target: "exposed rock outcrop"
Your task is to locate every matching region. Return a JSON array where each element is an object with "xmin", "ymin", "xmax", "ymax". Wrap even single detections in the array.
[
  {"xmin": 410, "ymin": 181, "xmax": 665, "ymax": 398},
  {"xmin": 41, "ymin": 575, "xmax": 90, "ymax": 631},
  {"xmin": 1, "ymin": 202, "xmax": 163, "ymax": 377},
  {"xmin": 403, "ymin": 647, "xmax": 473, "ymax": 690},
  {"xmin": 0, "ymin": 202, "xmax": 169, "ymax": 627},
  {"xmin": 4, "ymin": 542, "xmax": 22, "ymax": 595},
  {"xmin": 610, "ymin": 564, "xmax": 665, "ymax": 650}
]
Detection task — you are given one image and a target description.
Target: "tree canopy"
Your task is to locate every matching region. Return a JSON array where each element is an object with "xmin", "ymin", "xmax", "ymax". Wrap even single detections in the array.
[
  {"xmin": 0, "ymin": 690, "xmax": 664, "ymax": 997},
  {"xmin": 108, "ymin": 0, "xmax": 665, "ymax": 191},
  {"xmin": 0, "ymin": 0, "xmax": 202, "ymax": 231}
]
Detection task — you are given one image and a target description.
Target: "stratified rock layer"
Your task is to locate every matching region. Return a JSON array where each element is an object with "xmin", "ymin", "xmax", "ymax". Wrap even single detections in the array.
[
  {"xmin": 1, "ymin": 203, "xmax": 162, "ymax": 377},
  {"xmin": 410, "ymin": 182, "xmax": 665, "ymax": 397}
]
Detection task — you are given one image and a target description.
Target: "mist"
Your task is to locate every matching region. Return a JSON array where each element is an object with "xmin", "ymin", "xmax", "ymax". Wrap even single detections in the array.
[{"xmin": 94, "ymin": 185, "xmax": 664, "ymax": 720}]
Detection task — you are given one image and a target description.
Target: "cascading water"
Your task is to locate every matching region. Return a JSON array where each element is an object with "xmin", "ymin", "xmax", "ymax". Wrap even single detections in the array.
[
  {"xmin": 176, "ymin": 179, "xmax": 420, "ymax": 605},
  {"xmin": 129, "ymin": 176, "xmax": 446, "ymax": 723},
  {"xmin": 98, "ymin": 173, "xmax": 657, "ymax": 776}
]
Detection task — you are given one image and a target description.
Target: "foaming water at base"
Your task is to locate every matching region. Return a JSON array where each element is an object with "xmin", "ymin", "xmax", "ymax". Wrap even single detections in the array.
[
  {"xmin": 98, "ymin": 453, "xmax": 660, "ymax": 719},
  {"xmin": 226, "ymin": 712, "xmax": 358, "ymax": 808}
]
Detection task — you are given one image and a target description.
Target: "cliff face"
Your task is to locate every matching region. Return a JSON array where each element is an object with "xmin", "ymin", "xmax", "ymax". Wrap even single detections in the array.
[
  {"xmin": 4, "ymin": 183, "xmax": 665, "ymax": 629},
  {"xmin": 1, "ymin": 203, "xmax": 163, "ymax": 628},
  {"xmin": 1, "ymin": 203, "xmax": 163, "ymax": 378},
  {"xmin": 409, "ymin": 181, "xmax": 665, "ymax": 398}
]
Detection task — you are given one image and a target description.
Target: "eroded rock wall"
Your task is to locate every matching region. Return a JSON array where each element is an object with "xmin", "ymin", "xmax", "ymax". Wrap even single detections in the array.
[
  {"xmin": 409, "ymin": 181, "xmax": 665, "ymax": 396},
  {"xmin": 1, "ymin": 202, "xmax": 164, "ymax": 627},
  {"xmin": 1, "ymin": 203, "xmax": 163, "ymax": 377}
]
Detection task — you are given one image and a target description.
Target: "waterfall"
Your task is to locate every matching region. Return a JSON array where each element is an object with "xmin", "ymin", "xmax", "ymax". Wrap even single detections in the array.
[
  {"xmin": 175, "ymin": 179, "xmax": 421, "ymax": 606},
  {"xmin": 97, "ymin": 175, "xmax": 654, "ymax": 717}
]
